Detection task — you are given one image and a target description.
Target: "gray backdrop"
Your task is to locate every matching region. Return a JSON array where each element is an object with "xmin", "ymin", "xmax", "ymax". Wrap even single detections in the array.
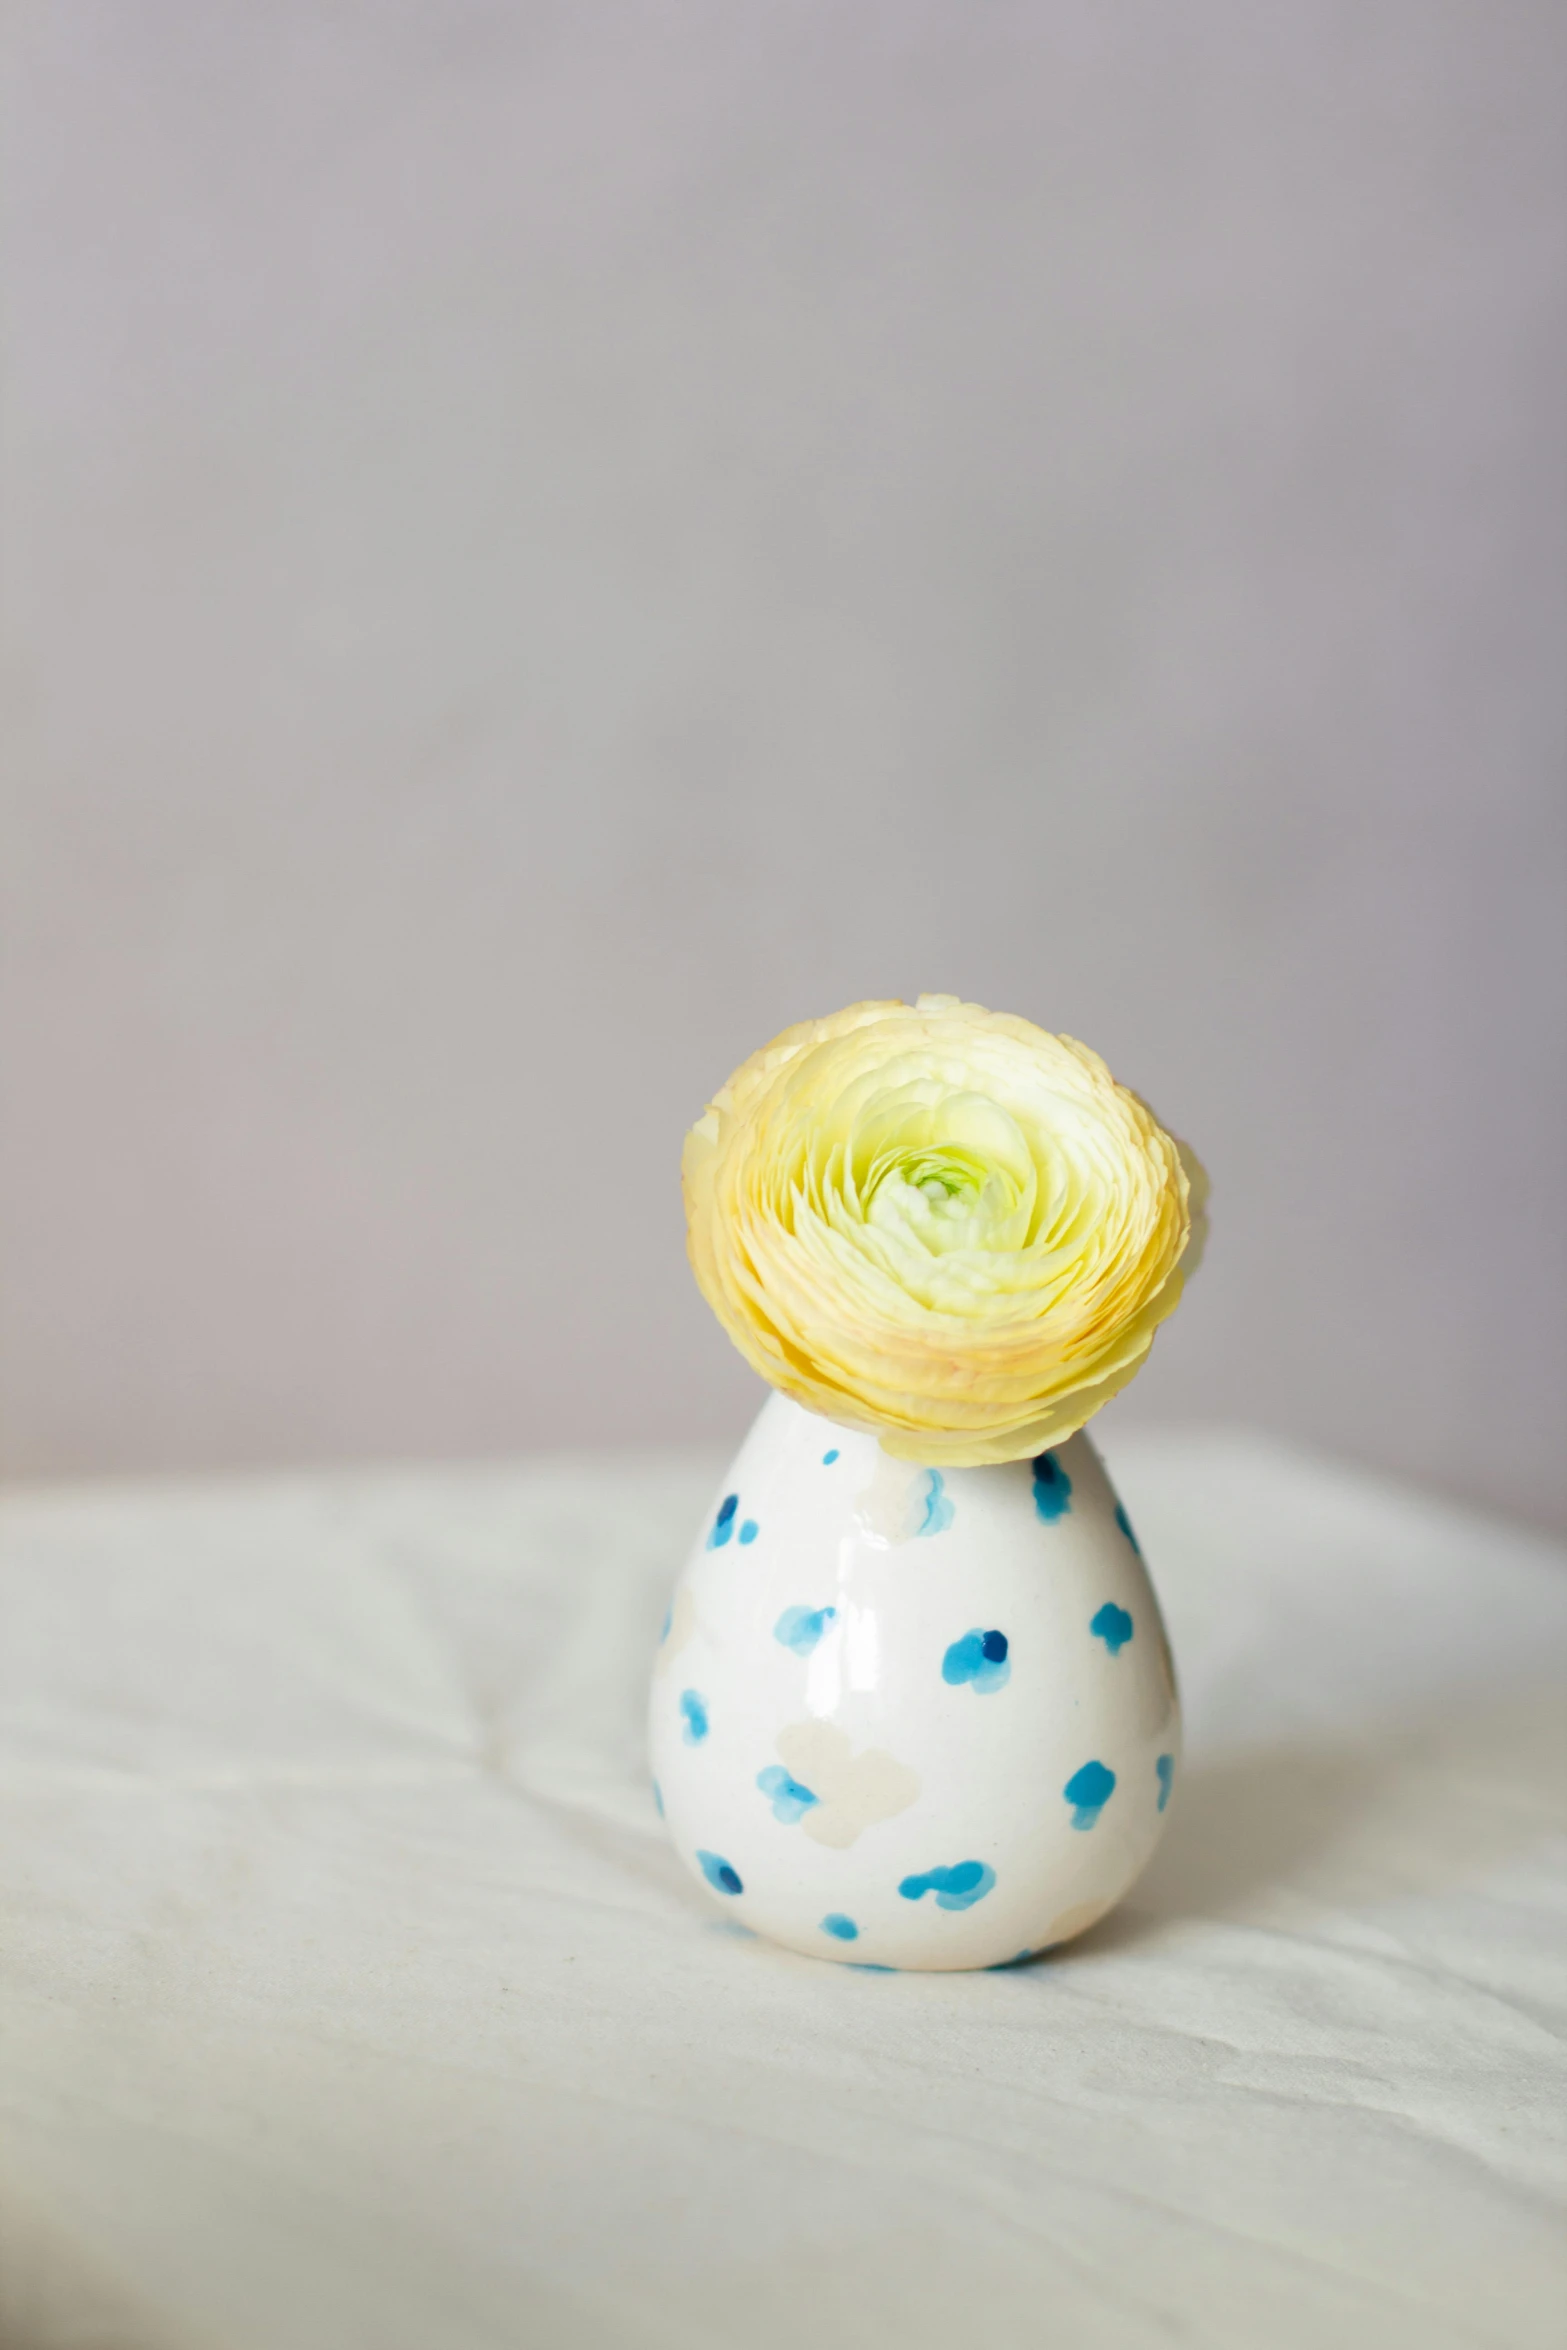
[{"xmin": 6, "ymin": 2, "xmax": 1565, "ymax": 1529}]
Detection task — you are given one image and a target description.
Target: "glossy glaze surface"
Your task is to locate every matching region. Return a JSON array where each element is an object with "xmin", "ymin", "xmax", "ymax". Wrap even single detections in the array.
[{"xmin": 649, "ymin": 1391, "xmax": 1180, "ymax": 1969}]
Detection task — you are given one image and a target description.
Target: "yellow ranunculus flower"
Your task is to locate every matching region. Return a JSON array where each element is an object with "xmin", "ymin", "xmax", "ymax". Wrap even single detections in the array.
[{"xmin": 683, "ymin": 995, "xmax": 1206, "ymax": 1466}]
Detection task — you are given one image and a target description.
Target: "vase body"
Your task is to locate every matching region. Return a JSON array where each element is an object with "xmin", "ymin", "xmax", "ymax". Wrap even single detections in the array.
[{"xmin": 649, "ymin": 1392, "xmax": 1179, "ymax": 1970}]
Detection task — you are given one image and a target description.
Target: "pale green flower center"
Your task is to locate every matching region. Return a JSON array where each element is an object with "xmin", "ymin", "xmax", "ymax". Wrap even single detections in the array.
[{"xmin": 795, "ymin": 1081, "xmax": 1048, "ymax": 1286}]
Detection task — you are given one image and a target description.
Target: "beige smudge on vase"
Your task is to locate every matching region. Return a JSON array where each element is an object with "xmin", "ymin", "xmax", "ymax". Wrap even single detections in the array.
[
  {"xmin": 1156, "ymin": 1618, "xmax": 1178, "ymax": 1708},
  {"xmin": 852, "ymin": 1454, "xmax": 935, "ymax": 1547},
  {"xmin": 655, "ymin": 1585, "xmax": 697, "ymax": 1675},
  {"xmin": 1043, "ymin": 1896, "xmax": 1115, "ymax": 1949},
  {"xmin": 1135, "ymin": 1621, "xmax": 1180, "ymax": 1736},
  {"xmin": 776, "ymin": 1720, "xmax": 920, "ymax": 1849}
]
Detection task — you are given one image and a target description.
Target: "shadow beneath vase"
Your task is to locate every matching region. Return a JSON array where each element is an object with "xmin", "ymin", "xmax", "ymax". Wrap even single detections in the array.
[{"xmin": 1048, "ymin": 1676, "xmax": 1566, "ymax": 1962}]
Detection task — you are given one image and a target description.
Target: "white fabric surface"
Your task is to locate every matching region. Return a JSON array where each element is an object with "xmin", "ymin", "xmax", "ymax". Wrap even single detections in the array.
[{"xmin": 2, "ymin": 1430, "xmax": 1564, "ymax": 2350}]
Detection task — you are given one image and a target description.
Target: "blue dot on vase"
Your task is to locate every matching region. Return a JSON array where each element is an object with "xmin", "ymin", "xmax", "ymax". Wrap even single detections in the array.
[
  {"xmin": 738, "ymin": 1519, "xmax": 759, "ymax": 1545},
  {"xmin": 898, "ymin": 1859, "xmax": 997, "ymax": 1912},
  {"xmin": 821, "ymin": 1913, "xmax": 859, "ymax": 1941},
  {"xmin": 1090, "ymin": 1602, "xmax": 1134, "ymax": 1655},
  {"xmin": 1032, "ymin": 1452, "xmax": 1073, "ymax": 1522},
  {"xmin": 1156, "ymin": 1753, "xmax": 1175, "ymax": 1812},
  {"xmin": 822, "ymin": 1448, "xmax": 840, "ymax": 1465},
  {"xmin": 651, "ymin": 1778, "xmax": 664, "ymax": 1817},
  {"xmin": 696, "ymin": 1849, "xmax": 743, "ymax": 1896},
  {"xmin": 659, "ymin": 1604, "xmax": 671, "ymax": 1643},
  {"xmin": 679, "ymin": 1689, "xmax": 709, "ymax": 1745},
  {"xmin": 849, "ymin": 1961, "xmax": 897, "ymax": 1972},
  {"xmin": 774, "ymin": 1603, "xmax": 837, "ymax": 1657},
  {"xmin": 706, "ymin": 1493, "xmax": 739, "ymax": 1550},
  {"xmin": 1114, "ymin": 1498, "xmax": 1142, "ymax": 1557},
  {"xmin": 1063, "ymin": 1759, "xmax": 1116, "ymax": 1830},
  {"xmin": 757, "ymin": 1764, "xmax": 819, "ymax": 1825},
  {"xmin": 941, "ymin": 1627, "xmax": 1011, "ymax": 1693},
  {"xmin": 916, "ymin": 1469, "xmax": 955, "ymax": 1536}
]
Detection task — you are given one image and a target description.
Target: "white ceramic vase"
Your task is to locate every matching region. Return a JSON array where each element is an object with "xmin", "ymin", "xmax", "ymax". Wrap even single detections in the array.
[{"xmin": 649, "ymin": 1391, "xmax": 1180, "ymax": 1970}]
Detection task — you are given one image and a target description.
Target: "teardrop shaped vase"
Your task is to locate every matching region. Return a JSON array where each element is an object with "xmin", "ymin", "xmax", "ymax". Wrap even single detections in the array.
[{"xmin": 649, "ymin": 1392, "xmax": 1180, "ymax": 1970}]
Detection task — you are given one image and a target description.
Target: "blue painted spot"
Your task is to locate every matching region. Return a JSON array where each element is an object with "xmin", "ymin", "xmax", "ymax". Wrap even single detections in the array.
[
  {"xmin": 916, "ymin": 1469, "xmax": 955, "ymax": 1536},
  {"xmin": 1090, "ymin": 1602, "xmax": 1134, "ymax": 1655},
  {"xmin": 659, "ymin": 1604, "xmax": 671, "ymax": 1642},
  {"xmin": 1032, "ymin": 1452, "xmax": 1073, "ymax": 1522},
  {"xmin": 849, "ymin": 1961, "xmax": 897, "ymax": 1972},
  {"xmin": 696, "ymin": 1849, "xmax": 743, "ymax": 1896},
  {"xmin": 942, "ymin": 1627, "xmax": 1012, "ymax": 1693},
  {"xmin": 774, "ymin": 1603, "xmax": 837, "ymax": 1657},
  {"xmin": 822, "ymin": 1448, "xmax": 840, "ymax": 1465},
  {"xmin": 757, "ymin": 1764, "xmax": 819, "ymax": 1825},
  {"xmin": 706, "ymin": 1493, "xmax": 739, "ymax": 1549},
  {"xmin": 1156, "ymin": 1753, "xmax": 1175, "ymax": 1812},
  {"xmin": 679, "ymin": 1689, "xmax": 709, "ymax": 1745},
  {"xmin": 1064, "ymin": 1759, "xmax": 1116, "ymax": 1830},
  {"xmin": 738, "ymin": 1519, "xmax": 759, "ymax": 1545},
  {"xmin": 899, "ymin": 1859, "xmax": 997, "ymax": 1911},
  {"xmin": 1114, "ymin": 1498, "xmax": 1142, "ymax": 1557},
  {"xmin": 651, "ymin": 1778, "xmax": 664, "ymax": 1817},
  {"xmin": 821, "ymin": 1913, "xmax": 859, "ymax": 1941}
]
